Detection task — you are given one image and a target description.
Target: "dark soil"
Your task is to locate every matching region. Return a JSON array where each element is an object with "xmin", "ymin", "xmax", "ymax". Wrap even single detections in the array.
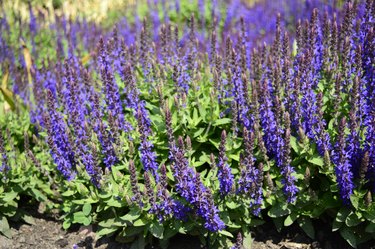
[{"xmin": 1, "ymin": 206, "xmax": 374, "ymax": 249}]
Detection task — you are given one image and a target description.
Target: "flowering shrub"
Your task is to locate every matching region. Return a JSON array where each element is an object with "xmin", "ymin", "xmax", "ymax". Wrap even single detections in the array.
[
  {"xmin": 0, "ymin": 110, "xmax": 55, "ymax": 238},
  {"xmin": 1, "ymin": 0, "xmax": 375, "ymax": 248}
]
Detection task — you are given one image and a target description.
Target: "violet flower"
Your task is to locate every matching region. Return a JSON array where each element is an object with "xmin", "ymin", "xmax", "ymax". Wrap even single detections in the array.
[
  {"xmin": 137, "ymin": 107, "xmax": 159, "ymax": 180},
  {"xmin": 45, "ymin": 90, "xmax": 76, "ymax": 180},
  {"xmin": 217, "ymin": 130, "xmax": 234, "ymax": 196},
  {"xmin": 0, "ymin": 132, "xmax": 9, "ymax": 175},
  {"xmin": 237, "ymin": 127, "xmax": 264, "ymax": 215},
  {"xmin": 170, "ymin": 137, "xmax": 225, "ymax": 232},
  {"xmin": 332, "ymin": 117, "xmax": 354, "ymax": 203}
]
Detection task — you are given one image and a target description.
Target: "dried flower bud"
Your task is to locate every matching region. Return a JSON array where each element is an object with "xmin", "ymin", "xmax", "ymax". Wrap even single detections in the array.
[
  {"xmin": 160, "ymin": 163, "xmax": 167, "ymax": 188},
  {"xmin": 129, "ymin": 160, "xmax": 141, "ymax": 206},
  {"xmin": 341, "ymin": 2, "xmax": 354, "ymax": 44},
  {"xmin": 24, "ymin": 131, "xmax": 30, "ymax": 151},
  {"xmin": 360, "ymin": 151, "xmax": 369, "ymax": 180},
  {"xmin": 210, "ymin": 30, "xmax": 217, "ymax": 65},
  {"xmin": 296, "ymin": 19, "xmax": 303, "ymax": 51},
  {"xmin": 144, "ymin": 172, "xmax": 154, "ymax": 204},
  {"xmin": 365, "ymin": 191, "xmax": 372, "ymax": 206},
  {"xmin": 231, "ymin": 101, "xmax": 238, "ymax": 137},
  {"xmin": 304, "ymin": 167, "xmax": 311, "ymax": 184},
  {"xmin": 185, "ymin": 136, "xmax": 192, "ymax": 152},
  {"xmin": 177, "ymin": 136, "xmax": 185, "ymax": 151},
  {"xmin": 298, "ymin": 126, "xmax": 307, "ymax": 144},
  {"xmin": 324, "ymin": 150, "xmax": 331, "ymax": 169},
  {"xmin": 174, "ymin": 95, "xmax": 179, "ymax": 108},
  {"xmin": 266, "ymin": 171, "xmax": 274, "ymax": 190},
  {"xmin": 210, "ymin": 153, "xmax": 216, "ymax": 169}
]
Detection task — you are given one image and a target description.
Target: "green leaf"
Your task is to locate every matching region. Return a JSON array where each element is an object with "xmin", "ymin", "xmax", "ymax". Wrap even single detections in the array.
[
  {"xmin": 130, "ymin": 235, "xmax": 145, "ymax": 249},
  {"xmin": 193, "ymin": 128, "xmax": 205, "ymax": 138},
  {"xmin": 336, "ymin": 208, "xmax": 351, "ymax": 223},
  {"xmin": 111, "ymin": 166, "xmax": 121, "ymax": 181},
  {"xmin": 149, "ymin": 221, "xmax": 164, "ymax": 239},
  {"xmin": 134, "ymin": 218, "xmax": 147, "ymax": 227},
  {"xmin": 212, "ymin": 118, "xmax": 231, "ymax": 126},
  {"xmin": 209, "ymin": 138, "xmax": 220, "ymax": 149},
  {"xmin": 0, "ymin": 203, "xmax": 17, "ymax": 218},
  {"xmin": 284, "ymin": 213, "xmax": 299, "ymax": 227},
  {"xmin": 0, "ymin": 86, "xmax": 16, "ymax": 111},
  {"xmin": 330, "ymin": 183, "xmax": 339, "ymax": 192},
  {"xmin": 2, "ymin": 191, "xmax": 18, "ymax": 203},
  {"xmin": 99, "ymin": 218, "xmax": 124, "ymax": 228},
  {"xmin": 163, "ymin": 226, "xmax": 178, "ymax": 240},
  {"xmin": 124, "ymin": 226, "xmax": 145, "ymax": 237},
  {"xmin": 191, "ymin": 108, "xmax": 201, "ymax": 126},
  {"xmin": 0, "ymin": 216, "xmax": 11, "ymax": 238},
  {"xmin": 350, "ymin": 195, "xmax": 359, "ymax": 209},
  {"xmin": 1, "ymin": 67, "xmax": 9, "ymax": 89},
  {"xmin": 63, "ymin": 219, "xmax": 71, "ymax": 230},
  {"xmin": 298, "ymin": 217, "xmax": 315, "ymax": 239},
  {"xmin": 273, "ymin": 217, "xmax": 284, "ymax": 232},
  {"xmin": 249, "ymin": 219, "xmax": 265, "ymax": 227},
  {"xmin": 364, "ymin": 211, "xmax": 375, "ymax": 223},
  {"xmin": 198, "ymin": 104, "xmax": 207, "ymax": 121},
  {"xmin": 228, "ymin": 153, "xmax": 240, "ymax": 162},
  {"xmin": 365, "ymin": 223, "xmax": 375, "ymax": 233},
  {"xmin": 96, "ymin": 227, "xmax": 119, "ymax": 238},
  {"xmin": 106, "ymin": 197, "xmax": 124, "ymax": 207},
  {"xmin": 116, "ymin": 229, "xmax": 135, "ymax": 243},
  {"xmin": 307, "ymin": 155, "xmax": 324, "ymax": 167},
  {"xmin": 227, "ymin": 222, "xmax": 241, "ymax": 229},
  {"xmin": 243, "ymin": 232, "xmax": 253, "ymax": 249},
  {"xmin": 290, "ymin": 136, "xmax": 302, "ymax": 153},
  {"xmin": 73, "ymin": 212, "xmax": 87, "ymax": 224},
  {"xmin": 82, "ymin": 203, "xmax": 92, "ymax": 216},
  {"xmin": 72, "ymin": 199, "xmax": 87, "ymax": 205},
  {"xmin": 192, "ymin": 159, "xmax": 207, "ymax": 167},
  {"xmin": 83, "ymin": 217, "xmax": 91, "ymax": 226},
  {"xmin": 226, "ymin": 201, "xmax": 240, "ymax": 209},
  {"xmin": 61, "ymin": 190, "xmax": 75, "ymax": 197},
  {"xmin": 321, "ymin": 192, "xmax": 340, "ymax": 209},
  {"xmin": 345, "ymin": 212, "xmax": 361, "ymax": 227},
  {"xmin": 340, "ymin": 226, "xmax": 357, "ymax": 248},
  {"xmin": 268, "ymin": 203, "xmax": 291, "ymax": 218},
  {"xmin": 98, "ymin": 191, "xmax": 112, "ymax": 199},
  {"xmin": 30, "ymin": 189, "xmax": 47, "ymax": 202},
  {"xmin": 328, "ymin": 118, "xmax": 335, "ymax": 132},
  {"xmin": 77, "ymin": 183, "xmax": 89, "ymax": 195},
  {"xmin": 332, "ymin": 218, "xmax": 343, "ymax": 232},
  {"xmin": 218, "ymin": 230, "xmax": 234, "ymax": 238},
  {"xmin": 121, "ymin": 209, "xmax": 141, "ymax": 222},
  {"xmin": 22, "ymin": 213, "xmax": 36, "ymax": 225}
]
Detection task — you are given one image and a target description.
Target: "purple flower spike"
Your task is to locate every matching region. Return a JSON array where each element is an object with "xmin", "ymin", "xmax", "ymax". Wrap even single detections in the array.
[
  {"xmin": 0, "ymin": 132, "xmax": 9, "ymax": 175},
  {"xmin": 332, "ymin": 117, "xmax": 354, "ymax": 203},
  {"xmin": 238, "ymin": 127, "xmax": 264, "ymax": 215},
  {"xmin": 45, "ymin": 90, "xmax": 76, "ymax": 180},
  {"xmin": 137, "ymin": 106, "xmax": 159, "ymax": 181},
  {"xmin": 170, "ymin": 137, "xmax": 225, "ymax": 232},
  {"xmin": 217, "ymin": 130, "xmax": 234, "ymax": 196}
]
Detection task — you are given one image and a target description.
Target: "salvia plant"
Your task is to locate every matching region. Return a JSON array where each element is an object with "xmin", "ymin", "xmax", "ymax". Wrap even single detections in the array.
[{"xmin": 1, "ymin": 0, "xmax": 375, "ymax": 248}]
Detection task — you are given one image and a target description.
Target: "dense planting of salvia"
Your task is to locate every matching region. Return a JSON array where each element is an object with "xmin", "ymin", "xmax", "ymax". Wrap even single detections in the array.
[{"xmin": 1, "ymin": 0, "xmax": 375, "ymax": 247}]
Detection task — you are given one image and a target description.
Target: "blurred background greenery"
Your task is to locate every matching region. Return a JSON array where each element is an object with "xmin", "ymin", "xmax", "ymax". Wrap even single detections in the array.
[
  {"xmin": 2, "ymin": 0, "xmax": 136, "ymax": 25},
  {"xmin": 2, "ymin": 0, "xmax": 271, "ymax": 25},
  {"xmin": 1, "ymin": 0, "xmax": 347, "ymax": 28}
]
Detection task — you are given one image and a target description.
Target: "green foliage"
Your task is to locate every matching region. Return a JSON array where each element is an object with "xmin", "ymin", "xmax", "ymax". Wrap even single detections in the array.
[
  {"xmin": 2, "ymin": 65, "xmax": 375, "ymax": 247},
  {"xmin": 0, "ymin": 111, "xmax": 55, "ymax": 237},
  {"xmin": 1, "ymin": 1, "xmax": 375, "ymax": 248}
]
